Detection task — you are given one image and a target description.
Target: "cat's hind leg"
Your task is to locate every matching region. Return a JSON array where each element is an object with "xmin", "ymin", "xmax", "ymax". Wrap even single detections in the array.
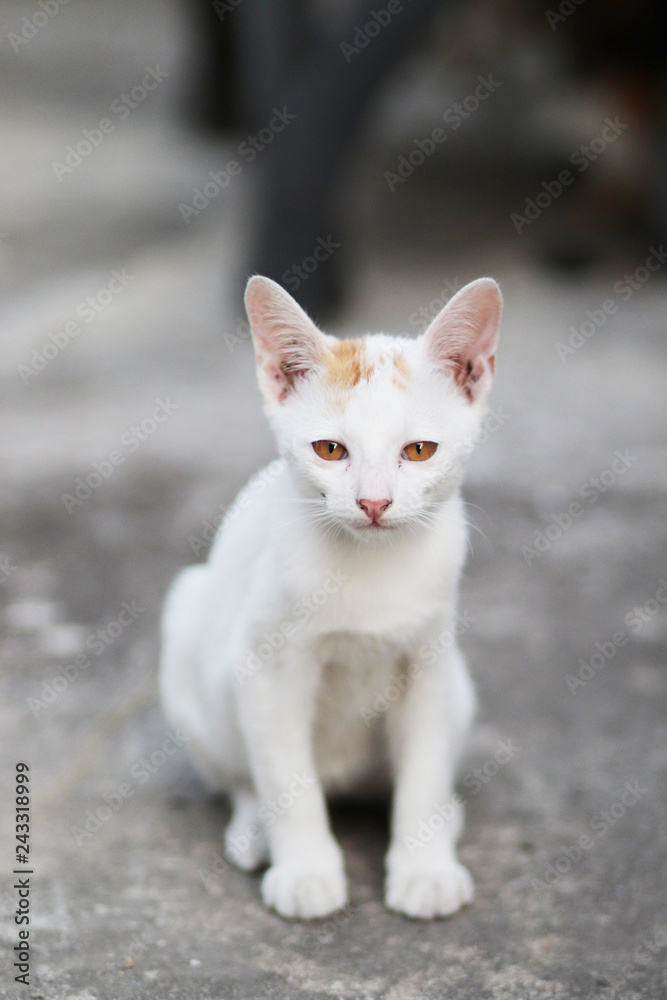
[
  {"xmin": 225, "ymin": 789, "xmax": 269, "ymax": 871},
  {"xmin": 160, "ymin": 565, "xmax": 245, "ymax": 792},
  {"xmin": 159, "ymin": 564, "xmax": 211, "ymax": 747}
]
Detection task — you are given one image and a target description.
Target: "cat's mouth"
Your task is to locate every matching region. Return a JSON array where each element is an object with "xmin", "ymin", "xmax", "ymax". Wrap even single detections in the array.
[
  {"xmin": 341, "ymin": 512, "xmax": 401, "ymax": 537},
  {"xmin": 355, "ymin": 519, "xmax": 395, "ymax": 534}
]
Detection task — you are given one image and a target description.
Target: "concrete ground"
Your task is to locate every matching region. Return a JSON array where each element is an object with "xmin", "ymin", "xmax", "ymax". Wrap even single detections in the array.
[{"xmin": 1, "ymin": 2, "xmax": 666, "ymax": 998}]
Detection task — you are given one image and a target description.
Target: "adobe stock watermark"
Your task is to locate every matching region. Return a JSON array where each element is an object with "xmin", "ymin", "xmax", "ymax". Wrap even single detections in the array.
[
  {"xmin": 213, "ymin": 0, "xmax": 243, "ymax": 21},
  {"xmin": 360, "ymin": 611, "xmax": 477, "ymax": 727},
  {"xmin": 624, "ymin": 580, "xmax": 667, "ymax": 634},
  {"xmin": 278, "ymin": 904, "xmax": 354, "ymax": 982},
  {"xmin": 446, "ymin": 404, "xmax": 509, "ymax": 472},
  {"xmin": 219, "ymin": 236, "xmax": 340, "ymax": 351},
  {"xmin": 70, "ymin": 728, "xmax": 190, "ymax": 846},
  {"xmin": 196, "ymin": 773, "xmax": 346, "ymax": 900},
  {"xmin": 511, "ymin": 116, "xmax": 629, "ymax": 234},
  {"xmin": 18, "ymin": 268, "xmax": 135, "ymax": 384},
  {"xmin": 405, "ymin": 738, "xmax": 522, "ymax": 855},
  {"xmin": 545, "ymin": 0, "xmax": 587, "ymax": 31},
  {"xmin": 404, "ymin": 404, "xmax": 510, "ymax": 510},
  {"xmin": 121, "ymin": 929, "xmax": 152, "ymax": 970},
  {"xmin": 555, "ymin": 245, "xmax": 667, "ymax": 361},
  {"xmin": 62, "ymin": 397, "xmax": 180, "ymax": 514},
  {"xmin": 384, "ymin": 74, "xmax": 501, "ymax": 192},
  {"xmin": 197, "ymin": 848, "xmax": 232, "ymax": 891},
  {"xmin": 281, "ymin": 236, "xmax": 341, "ymax": 293},
  {"xmin": 0, "ymin": 555, "xmax": 17, "ymax": 584},
  {"xmin": 189, "ymin": 459, "xmax": 285, "ymax": 556},
  {"xmin": 408, "ymin": 278, "xmax": 462, "ymax": 331},
  {"xmin": 178, "ymin": 106, "xmax": 296, "ymax": 224},
  {"xmin": 530, "ymin": 780, "xmax": 648, "ymax": 894},
  {"xmin": 564, "ymin": 579, "xmax": 667, "ymax": 695},
  {"xmin": 8, "ymin": 0, "xmax": 71, "ymax": 53},
  {"xmin": 521, "ymin": 449, "xmax": 637, "ymax": 564},
  {"xmin": 396, "ymin": 404, "xmax": 509, "ymax": 528},
  {"xmin": 51, "ymin": 67, "xmax": 169, "ymax": 180},
  {"xmin": 225, "ymin": 772, "xmax": 317, "ymax": 862},
  {"xmin": 403, "ymin": 404, "xmax": 509, "ymax": 513},
  {"xmin": 233, "ymin": 569, "xmax": 349, "ymax": 684},
  {"xmin": 27, "ymin": 599, "xmax": 144, "ymax": 716},
  {"xmin": 196, "ymin": 773, "xmax": 321, "ymax": 886},
  {"xmin": 221, "ymin": 315, "xmax": 252, "ymax": 354},
  {"xmin": 607, "ymin": 925, "xmax": 667, "ymax": 998}
]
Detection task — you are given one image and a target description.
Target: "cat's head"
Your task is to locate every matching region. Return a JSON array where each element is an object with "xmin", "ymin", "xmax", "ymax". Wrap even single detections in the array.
[{"xmin": 244, "ymin": 275, "xmax": 502, "ymax": 542}]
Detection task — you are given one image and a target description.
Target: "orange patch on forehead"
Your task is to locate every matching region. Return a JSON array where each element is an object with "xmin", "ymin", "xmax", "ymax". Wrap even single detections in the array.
[
  {"xmin": 324, "ymin": 337, "xmax": 374, "ymax": 389},
  {"xmin": 392, "ymin": 350, "xmax": 412, "ymax": 389}
]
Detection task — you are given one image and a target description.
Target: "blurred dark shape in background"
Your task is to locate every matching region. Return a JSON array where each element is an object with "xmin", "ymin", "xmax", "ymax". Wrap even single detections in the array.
[
  {"xmin": 188, "ymin": 0, "xmax": 449, "ymax": 316},
  {"xmin": 538, "ymin": 0, "xmax": 666, "ymax": 269},
  {"xmin": 184, "ymin": 0, "xmax": 666, "ymax": 318}
]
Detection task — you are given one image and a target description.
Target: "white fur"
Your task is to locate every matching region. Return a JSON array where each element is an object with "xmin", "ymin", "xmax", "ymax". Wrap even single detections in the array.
[{"xmin": 160, "ymin": 276, "xmax": 502, "ymax": 919}]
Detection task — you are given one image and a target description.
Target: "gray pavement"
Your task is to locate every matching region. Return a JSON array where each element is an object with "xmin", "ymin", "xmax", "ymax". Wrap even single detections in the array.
[{"xmin": 1, "ymin": 2, "xmax": 666, "ymax": 998}]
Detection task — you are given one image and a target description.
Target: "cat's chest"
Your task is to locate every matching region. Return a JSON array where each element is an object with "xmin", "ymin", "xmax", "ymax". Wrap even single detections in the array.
[
  {"xmin": 318, "ymin": 574, "xmax": 438, "ymax": 638},
  {"xmin": 281, "ymin": 524, "xmax": 464, "ymax": 640},
  {"xmin": 318, "ymin": 631, "xmax": 405, "ymax": 684},
  {"xmin": 311, "ymin": 632, "xmax": 404, "ymax": 792}
]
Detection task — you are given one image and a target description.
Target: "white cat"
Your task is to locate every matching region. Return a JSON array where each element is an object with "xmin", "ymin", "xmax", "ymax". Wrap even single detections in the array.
[{"xmin": 160, "ymin": 274, "xmax": 502, "ymax": 920}]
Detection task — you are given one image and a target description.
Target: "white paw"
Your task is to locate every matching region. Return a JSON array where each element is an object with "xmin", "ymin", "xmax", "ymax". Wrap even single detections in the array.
[
  {"xmin": 385, "ymin": 858, "xmax": 474, "ymax": 919},
  {"xmin": 224, "ymin": 825, "xmax": 269, "ymax": 872},
  {"xmin": 261, "ymin": 859, "xmax": 347, "ymax": 919}
]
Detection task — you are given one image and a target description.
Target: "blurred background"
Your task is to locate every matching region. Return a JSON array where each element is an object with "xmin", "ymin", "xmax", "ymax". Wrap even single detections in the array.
[{"xmin": 1, "ymin": 1, "xmax": 666, "ymax": 997}]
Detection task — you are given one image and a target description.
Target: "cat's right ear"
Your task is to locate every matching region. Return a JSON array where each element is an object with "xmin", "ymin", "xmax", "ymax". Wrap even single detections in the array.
[{"xmin": 244, "ymin": 276, "xmax": 325, "ymax": 403}]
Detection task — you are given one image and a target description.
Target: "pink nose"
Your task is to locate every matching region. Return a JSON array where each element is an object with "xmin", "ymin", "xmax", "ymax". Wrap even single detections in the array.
[{"xmin": 357, "ymin": 498, "xmax": 392, "ymax": 522}]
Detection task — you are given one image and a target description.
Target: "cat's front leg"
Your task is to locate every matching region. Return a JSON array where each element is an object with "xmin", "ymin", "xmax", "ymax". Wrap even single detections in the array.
[
  {"xmin": 235, "ymin": 649, "xmax": 346, "ymax": 920},
  {"xmin": 384, "ymin": 643, "xmax": 476, "ymax": 919}
]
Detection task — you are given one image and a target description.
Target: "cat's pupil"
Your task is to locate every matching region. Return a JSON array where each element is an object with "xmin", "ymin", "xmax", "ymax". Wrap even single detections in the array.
[
  {"xmin": 416, "ymin": 443, "xmax": 423, "ymax": 454},
  {"xmin": 328, "ymin": 442, "xmax": 336, "ymax": 454}
]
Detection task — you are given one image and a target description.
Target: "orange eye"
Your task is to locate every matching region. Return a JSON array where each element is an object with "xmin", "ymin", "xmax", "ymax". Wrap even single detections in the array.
[
  {"xmin": 403, "ymin": 441, "xmax": 437, "ymax": 462},
  {"xmin": 313, "ymin": 440, "xmax": 348, "ymax": 461}
]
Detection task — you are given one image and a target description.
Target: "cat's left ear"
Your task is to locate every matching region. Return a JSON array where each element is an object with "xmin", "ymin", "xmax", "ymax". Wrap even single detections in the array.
[
  {"xmin": 244, "ymin": 276, "xmax": 325, "ymax": 403},
  {"xmin": 423, "ymin": 277, "xmax": 502, "ymax": 403}
]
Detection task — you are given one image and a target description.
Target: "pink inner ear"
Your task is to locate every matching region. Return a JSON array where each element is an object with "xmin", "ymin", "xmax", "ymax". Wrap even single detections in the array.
[
  {"xmin": 245, "ymin": 276, "xmax": 324, "ymax": 402},
  {"xmin": 425, "ymin": 278, "xmax": 501, "ymax": 403},
  {"xmin": 448, "ymin": 350, "xmax": 495, "ymax": 401}
]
